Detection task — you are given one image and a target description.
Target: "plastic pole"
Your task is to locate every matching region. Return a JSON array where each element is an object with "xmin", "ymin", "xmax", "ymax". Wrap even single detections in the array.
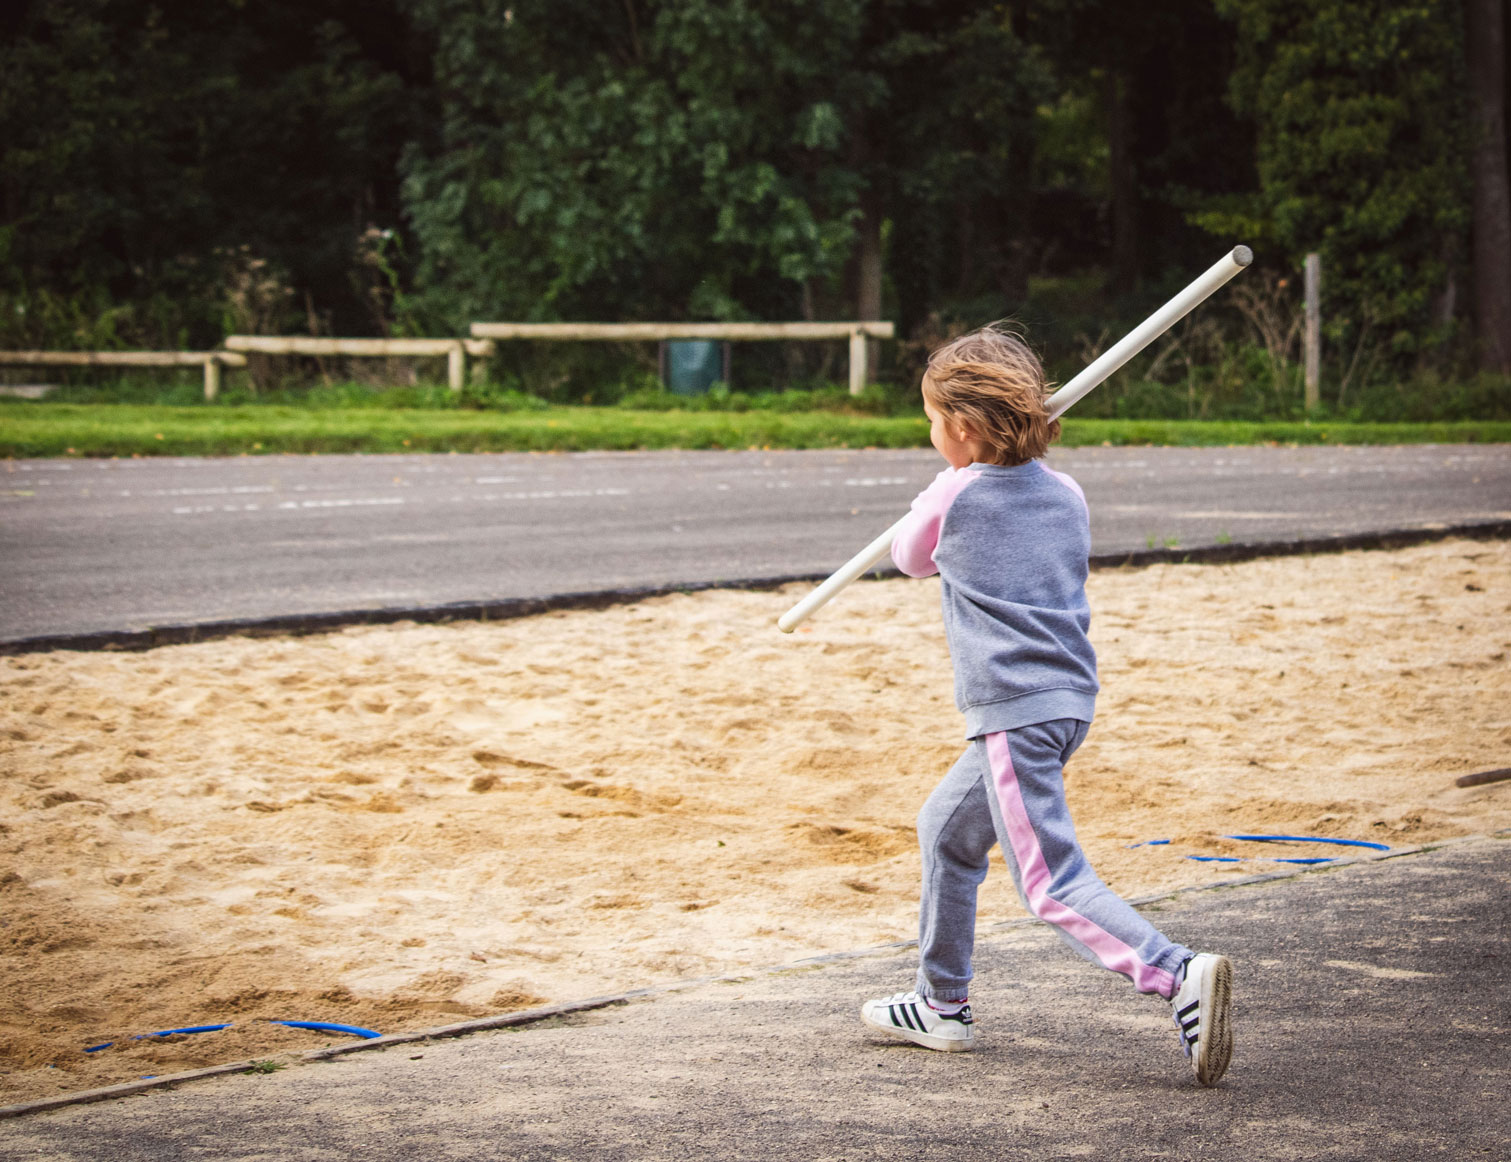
[{"xmin": 777, "ymin": 245, "xmax": 1253, "ymax": 633}]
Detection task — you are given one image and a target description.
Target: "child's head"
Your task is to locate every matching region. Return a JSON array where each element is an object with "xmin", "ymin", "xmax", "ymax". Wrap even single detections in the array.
[{"xmin": 921, "ymin": 324, "xmax": 1058, "ymax": 468}]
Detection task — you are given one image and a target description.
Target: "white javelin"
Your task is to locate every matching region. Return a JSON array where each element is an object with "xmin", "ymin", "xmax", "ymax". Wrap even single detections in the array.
[{"xmin": 776, "ymin": 245, "xmax": 1254, "ymax": 634}]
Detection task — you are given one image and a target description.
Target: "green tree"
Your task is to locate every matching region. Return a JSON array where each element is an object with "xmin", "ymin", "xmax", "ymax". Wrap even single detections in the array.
[
  {"xmin": 402, "ymin": 0, "xmax": 858, "ymax": 331},
  {"xmin": 1462, "ymin": 0, "xmax": 1511, "ymax": 373},
  {"xmin": 401, "ymin": 0, "xmax": 1055, "ymax": 344},
  {"xmin": 1209, "ymin": 0, "xmax": 1472, "ymax": 364},
  {"xmin": 0, "ymin": 0, "xmax": 428, "ymax": 348}
]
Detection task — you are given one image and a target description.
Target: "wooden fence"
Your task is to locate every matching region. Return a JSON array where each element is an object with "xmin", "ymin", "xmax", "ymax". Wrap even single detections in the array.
[
  {"xmin": 2, "ymin": 320, "xmax": 895, "ymax": 400},
  {"xmin": 0, "ymin": 350, "xmax": 247, "ymax": 400},
  {"xmin": 223, "ymin": 336, "xmax": 497, "ymax": 392},
  {"xmin": 468, "ymin": 321, "xmax": 896, "ymax": 394}
]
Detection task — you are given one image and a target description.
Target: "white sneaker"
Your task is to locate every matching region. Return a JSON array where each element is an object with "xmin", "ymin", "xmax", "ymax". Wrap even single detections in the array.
[
  {"xmin": 1171, "ymin": 953, "xmax": 1233, "ymax": 1086},
  {"xmin": 860, "ymin": 991, "xmax": 975, "ymax": 1052}
]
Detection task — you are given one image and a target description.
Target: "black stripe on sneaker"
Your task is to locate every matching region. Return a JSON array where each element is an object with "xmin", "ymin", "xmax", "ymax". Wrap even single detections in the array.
[
  {"xmin": 1178, "ymin": 1001, "xmax": 1199, "ymax": 1019},
  {"xmin": 903, "ymin": 1003, "xmax": 921, "ymax": 1031}
]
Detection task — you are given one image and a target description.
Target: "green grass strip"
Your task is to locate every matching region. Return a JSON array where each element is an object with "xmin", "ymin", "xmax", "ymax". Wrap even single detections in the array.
[{"xmin": 2, "ymin": 402, "xmax": 1508, "ymax": 458}]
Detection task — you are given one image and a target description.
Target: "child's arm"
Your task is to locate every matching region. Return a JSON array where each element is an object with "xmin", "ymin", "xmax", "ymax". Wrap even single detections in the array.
[{"xmin": 891, "ymin": 467, "xmax": 980, "ymax": 577}]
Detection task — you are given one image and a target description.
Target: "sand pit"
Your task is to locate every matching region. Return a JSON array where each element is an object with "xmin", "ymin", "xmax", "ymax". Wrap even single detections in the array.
[{"xmin": 2, "ymin": 538, "xmax": 1508, "ymax": 1101}]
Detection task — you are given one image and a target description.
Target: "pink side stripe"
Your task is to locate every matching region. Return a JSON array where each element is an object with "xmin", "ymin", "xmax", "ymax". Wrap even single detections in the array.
[{"xmin": 985, "ymin": 732, "xmax": 1175, "ymax": 996}]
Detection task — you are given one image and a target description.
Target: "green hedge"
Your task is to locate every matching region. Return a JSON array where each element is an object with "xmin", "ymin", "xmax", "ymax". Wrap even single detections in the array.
[{"xmin": 2, "ymin": 402, "xmax": 1508, "ymax": 458}]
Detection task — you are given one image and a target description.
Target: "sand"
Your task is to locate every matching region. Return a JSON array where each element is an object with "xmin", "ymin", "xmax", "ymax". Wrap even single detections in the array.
[{"xmin": 2, "ymin": 538, "xmax": 1508, "ymax": 1102}]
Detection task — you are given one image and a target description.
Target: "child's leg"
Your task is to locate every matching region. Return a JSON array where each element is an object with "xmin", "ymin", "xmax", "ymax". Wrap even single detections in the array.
[
  {"xmin": 982, "ymin": 720, "xmax": 1191, "ymax": 998},
  {"xmin": 915, "ymin": 747, "xmax": 999, "ymax": 1002}
]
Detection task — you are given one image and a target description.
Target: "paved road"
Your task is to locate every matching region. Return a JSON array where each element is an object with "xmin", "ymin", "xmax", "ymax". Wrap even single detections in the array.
[
  {"xmin": 2, "ymin": 444, "xmax": 1508, "ymax": 642},
  {"xmin": 3, "ymin": 837, "xmax": 1506, "ymax": 1159}
]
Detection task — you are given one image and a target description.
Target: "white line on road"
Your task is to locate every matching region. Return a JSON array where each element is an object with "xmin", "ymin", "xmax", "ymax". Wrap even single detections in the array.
[
  {"xmin": 275, "ymin": 497, "xmax": 407, "ymax": 510},
  {"xmin": 168, "ymin": 487, "xmax": 635, "ymax": 516},
  {"xmin": 134, "ymin": 485, "xmax": 277, "ymax": 498}
]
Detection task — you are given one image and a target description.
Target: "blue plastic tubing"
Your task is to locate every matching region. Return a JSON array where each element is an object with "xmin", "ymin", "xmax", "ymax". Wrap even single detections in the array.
[
  {"xmin": 272, "ymin": 1020, "xmax": 381, "ymax": 1039},
  {"xmin": 84, "ymin": 1023, "xmax": 234, "ymax": 1053},
  {"xmin": 1225, "ymin": 834, "xmax": 1390, "ymax": 850},
  {"xmin": 1132, "ymin": 834, "xmax": 1389, "ymax": 852},
  {"xmin": 84, "ymin": 1019, "xmax": 380, "ymax": 1053},
  {"xmin": 1129, "ymin": 834, "xmax": 1391, "ymax": 864}
]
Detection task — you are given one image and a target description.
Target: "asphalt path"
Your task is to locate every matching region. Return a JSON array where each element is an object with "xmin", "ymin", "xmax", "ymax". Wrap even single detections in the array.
[{"xmin": 2, "ymin": 444, "xmax": 1508, "ymax": 643}]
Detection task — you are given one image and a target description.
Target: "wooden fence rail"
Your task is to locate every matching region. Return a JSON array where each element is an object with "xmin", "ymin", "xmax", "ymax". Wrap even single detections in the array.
[
  {"xmin": 467, "ymin": 321, "xmax": 895, "ymax": 394},
  {"xmin": 223, "ymin": 336, "xmax": 497, "ymax": 392},
  {"xmin": 6, "ymin": 321, "xmax": 897, "ymax": 401},
  {"xmin": 0, "ymin": 350, "xmax": 248, "ymax": 400}
]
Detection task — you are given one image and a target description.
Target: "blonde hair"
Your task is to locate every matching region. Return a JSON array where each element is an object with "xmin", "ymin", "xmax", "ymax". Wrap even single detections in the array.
[{"xmin": 923, "ymin": 323, "xmax": 1059, "ymax": 466}]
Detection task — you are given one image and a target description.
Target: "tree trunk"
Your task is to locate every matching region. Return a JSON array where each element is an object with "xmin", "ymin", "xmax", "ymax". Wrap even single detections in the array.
[
  {"xmin": 854, "ymin": 192, "xmax": 884, "ymax": 379},
  {"xmin": 855, "ymin": 194, "xmax": 884, "ymax": 322},
  {"xmin": 1105, "ymin": 69, "xmax": 1139, "ymax": 294},
  {"xmin": 1465, "ymin": 0, "xmax": 1511, "ymax": 373}
]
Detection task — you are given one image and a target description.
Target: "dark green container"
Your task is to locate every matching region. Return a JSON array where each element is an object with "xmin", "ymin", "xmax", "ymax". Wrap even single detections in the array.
[{"xmin": 663, "ymin": 339, "xmax": 724, "ymax": 395}]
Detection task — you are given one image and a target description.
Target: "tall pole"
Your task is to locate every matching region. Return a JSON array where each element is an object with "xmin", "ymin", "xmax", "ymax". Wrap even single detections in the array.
[
  {"xmin": 777, "ymin": 246, "xmax": 1254, "ymax": 633},
  {"xmin": 1304, "ymin": 253, "xmax": 1321, "ymax": 411}
]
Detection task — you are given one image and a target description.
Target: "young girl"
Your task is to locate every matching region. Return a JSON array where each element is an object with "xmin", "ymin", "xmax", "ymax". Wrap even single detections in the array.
[{"xmin": 859, "ymin": 323, "xmax": 1233, "ymax": 1086}]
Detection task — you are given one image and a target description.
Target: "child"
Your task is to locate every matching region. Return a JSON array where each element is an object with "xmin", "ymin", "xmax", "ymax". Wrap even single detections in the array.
[{"xmin": 859, "ymin": 323, "xmax": 1233, "ymax": 1086}]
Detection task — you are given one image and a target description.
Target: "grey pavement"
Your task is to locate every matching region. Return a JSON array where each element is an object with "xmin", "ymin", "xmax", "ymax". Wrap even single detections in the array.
[
  {"xmin": 3, "ymin": 835, "xmax": 1506, "ymax": 1160},
  {"xmin": 2, "ymin": 444, "xmax": 1509, "ymax": 643}
]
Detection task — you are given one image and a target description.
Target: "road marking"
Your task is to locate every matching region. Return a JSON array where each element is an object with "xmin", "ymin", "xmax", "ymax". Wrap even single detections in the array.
[
  {"xmin": 448, "ymin": 488, "xmax": 631, "ymax": 502},
  {"xmin": 141, "ymin": 485, "xmax": 276, "ymax": 497},
  {"xmin": 165, "ymin": 489, "xmax": 633, "ymax": 516},
  {"xmin": 275, "ymin": 497, "xmax": 407, "ymax": 510},
  {"xmin": 173, "ymin": 504, "xmax": 265, "ymax": 514}
]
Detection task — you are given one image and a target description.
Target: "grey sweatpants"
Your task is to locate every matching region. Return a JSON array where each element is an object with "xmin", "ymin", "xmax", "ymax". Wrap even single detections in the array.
[{"xmin": 916, "ymin": 719, "xmax": 1191, "ymax": 1003}]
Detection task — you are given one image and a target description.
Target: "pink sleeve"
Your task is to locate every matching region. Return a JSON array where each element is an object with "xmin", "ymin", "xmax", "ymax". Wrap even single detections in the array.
[
  {"xmin": 891, "ymin": 467, "xmax": 981, "ymax": 577},
  {"xmin": 1039, "ymin": 462, "xmax": 1088, "ymax": 512}
]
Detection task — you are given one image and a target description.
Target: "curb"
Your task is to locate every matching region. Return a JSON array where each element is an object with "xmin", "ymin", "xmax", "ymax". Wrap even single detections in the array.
[
  {"xmin": 3, "ymin": 830, "xmax": 1504, "ymax": 1121},
  {"xmin": 3, "ymin": 519, "xmax": 1507, "ymax": 656}
]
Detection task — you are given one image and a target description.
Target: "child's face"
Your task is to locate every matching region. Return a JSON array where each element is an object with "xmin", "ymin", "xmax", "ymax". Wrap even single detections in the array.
[{"xmin": 923, "ymin": 383, "xmax": 985, "ymax": 469}]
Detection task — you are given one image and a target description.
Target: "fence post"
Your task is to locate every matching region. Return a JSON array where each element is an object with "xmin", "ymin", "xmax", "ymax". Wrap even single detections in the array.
[
  {"xmin": 447, "ymin": 343, "xmax": 465, "ymax": 392},
  {"xmin": 203, "ymin": 357, "xmax": 221, "ymax": 402},
  {"xmin": 848, "ymin": 329, "xmax": 867, "ymax": 396},
  {"xmin": 1304, "ymin": 252, "xmax": 1321, "ymax": 411}
]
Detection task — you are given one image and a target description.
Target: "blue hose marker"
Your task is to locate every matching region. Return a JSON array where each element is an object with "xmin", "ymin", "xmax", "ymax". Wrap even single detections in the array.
[
  {"xmin": 1224, "ymin": 834, "xmax": 1391, "ymax": 851},
  {"xmin": 83, "ymin": 1019, "xmax": 380, "ymax": 1054},
  {"xmin": 136, "ymin": 1024, "xmax": 234, "ymax": 1039},
  {"xmin": 271, "ymin": 1020, "xmax": 381, "ymax": 1040},
  {"xmin": 85, "ymin": 1023, "xmax": 234, "ymax": 1053},
  {"xmin": 1131, "ymin": 833, "xmax": 1390, "ymax": 864}
]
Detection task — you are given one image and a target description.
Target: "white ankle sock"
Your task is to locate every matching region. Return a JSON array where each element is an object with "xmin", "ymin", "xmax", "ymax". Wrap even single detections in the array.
[{"xmin": 926, "ymin": 997, "xmax": 967, "ymax": 1015}]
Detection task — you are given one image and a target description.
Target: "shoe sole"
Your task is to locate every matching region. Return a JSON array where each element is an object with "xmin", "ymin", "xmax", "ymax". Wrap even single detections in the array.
[
  {"xmin": 1193, "ymin": 955, "xmax": 1233, "ymax": 1086},
  {"xmin": 860, "ymin": 1007, "xmax": 975, "ymax": 1053}
]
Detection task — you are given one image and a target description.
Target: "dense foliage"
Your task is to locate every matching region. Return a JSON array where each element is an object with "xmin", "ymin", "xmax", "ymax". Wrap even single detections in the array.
[
  {"xmin": 2, "ymin": 0, "xmax": 1507, "ymax": 407},
  {"xmin": 1212, "ymin": 0, "xmax": 1472, "ymax": 360}
]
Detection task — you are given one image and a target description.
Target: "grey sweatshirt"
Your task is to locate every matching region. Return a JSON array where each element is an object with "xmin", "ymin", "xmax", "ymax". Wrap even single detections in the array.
[{"xmin": 891, "ymin": 460, "xmax": 1099, "ymax": 737}]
